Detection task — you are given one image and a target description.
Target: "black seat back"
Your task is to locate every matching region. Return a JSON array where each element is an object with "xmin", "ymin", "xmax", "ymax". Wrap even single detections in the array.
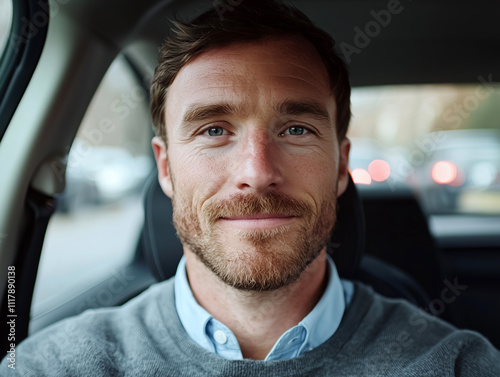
[
  {"xmin": 363, "ymin": 189, "xmax": 444, "ymax": 295},
  {"xmin": 360, "ymin": 187, "xmax": 454, "ymax": 320},
  {"xmin": 329, "ymin": 175, "xmax": 365, "ymax": 278},
  {"xmin": 142, "ymin": 174, "xmax": 183, "ymax": 281}
]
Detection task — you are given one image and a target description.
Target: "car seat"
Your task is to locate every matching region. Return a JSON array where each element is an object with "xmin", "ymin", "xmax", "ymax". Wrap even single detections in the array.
[{"xmin": 360, "ymin": 186, "xmax": 457, "ymax": 322}]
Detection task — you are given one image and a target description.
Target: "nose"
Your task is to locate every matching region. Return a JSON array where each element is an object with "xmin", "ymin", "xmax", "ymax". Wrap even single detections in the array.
[{"xmin": 233, "ymin": 130, "xmax": 283, "ymax": 192}]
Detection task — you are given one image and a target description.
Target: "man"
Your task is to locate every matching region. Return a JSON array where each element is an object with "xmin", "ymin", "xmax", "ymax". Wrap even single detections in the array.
[{"xmin": 3, "ymin": 0, "xmax": 500, "ymax": 375}]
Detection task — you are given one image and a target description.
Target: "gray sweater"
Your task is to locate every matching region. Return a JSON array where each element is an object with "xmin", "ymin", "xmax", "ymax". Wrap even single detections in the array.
[{"xmin": 2, "ymin": 279, "xmax": 499, "ymax": 376}]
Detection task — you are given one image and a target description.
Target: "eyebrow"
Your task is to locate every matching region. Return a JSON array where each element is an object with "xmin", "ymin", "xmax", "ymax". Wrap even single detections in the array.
[
  {"xmin": 276, "ymin": 99, "xmax": 332, "ymax": 124},
  {"xmin": 182, "ymin": 103, "xmax": 247, "ymax": 124},
  {"xmin": 180, "ymin": 99, "xmax": 332, "ymax": 125}
]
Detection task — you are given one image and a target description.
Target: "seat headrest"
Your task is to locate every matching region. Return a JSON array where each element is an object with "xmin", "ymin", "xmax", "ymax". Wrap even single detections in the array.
[
  {"xmin": 330, "ymin": 174, "xmax": 366, "ymax": 278},
  {"xmin": 142, "ymin": 173, "xmax": 365, "ymax": 281}
]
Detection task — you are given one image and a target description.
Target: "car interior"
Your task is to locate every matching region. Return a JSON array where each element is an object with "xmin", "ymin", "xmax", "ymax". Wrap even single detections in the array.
[{"xmin": 0, "ymin": 0, "xmax": 499, "ymax": 356}]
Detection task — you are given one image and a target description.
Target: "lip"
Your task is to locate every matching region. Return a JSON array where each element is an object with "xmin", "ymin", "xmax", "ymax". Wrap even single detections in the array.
[{"xmin": 219, "ymin": 214, "xmax": 297, "ymax": 229}]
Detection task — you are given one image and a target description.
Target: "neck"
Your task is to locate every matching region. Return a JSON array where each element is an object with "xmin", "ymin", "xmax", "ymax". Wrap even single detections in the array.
[{"xmin": 184, "ymin": 248, "xmax": 328, "ymax": 360}]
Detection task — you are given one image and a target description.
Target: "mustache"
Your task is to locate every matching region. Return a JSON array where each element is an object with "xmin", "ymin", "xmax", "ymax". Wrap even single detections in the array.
[{"xmin": 203, "ymin": 191, "xmax": 312, "ymax": 226}]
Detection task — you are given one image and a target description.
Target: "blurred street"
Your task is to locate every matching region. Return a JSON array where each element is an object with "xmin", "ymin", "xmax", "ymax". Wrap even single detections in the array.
[{"xmin": 31, "ymin": 196, "xmax": 143, "ymax": 315}]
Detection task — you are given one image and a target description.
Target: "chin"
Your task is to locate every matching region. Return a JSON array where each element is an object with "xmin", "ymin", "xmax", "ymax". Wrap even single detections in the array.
[{"xmin": 193, "ymin": 233, "xmax": 325, "ymax": 292}]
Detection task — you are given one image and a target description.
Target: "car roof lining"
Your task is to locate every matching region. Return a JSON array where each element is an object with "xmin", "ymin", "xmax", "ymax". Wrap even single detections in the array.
[{"xmin": 60, "ymin": 0, "xmax": 500, "ymax": 87}]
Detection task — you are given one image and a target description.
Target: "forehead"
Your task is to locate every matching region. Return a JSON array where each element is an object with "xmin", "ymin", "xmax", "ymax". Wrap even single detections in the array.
[{"xmin": 165, "ymin": 36, "xmax": 333, "ymax": 124}]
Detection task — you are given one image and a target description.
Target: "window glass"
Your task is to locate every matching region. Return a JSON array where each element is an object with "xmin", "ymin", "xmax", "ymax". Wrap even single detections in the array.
[
  {"xmin": 348, "ymin": 83, "xmax": 500, "ymax": 215},
  {"xmin": 0, "ymin": 0, "xmax": 13, "ymax": 54},
  {"xmin": 31, "ymin": 56, "xmax": 153, "ymax": 315}
]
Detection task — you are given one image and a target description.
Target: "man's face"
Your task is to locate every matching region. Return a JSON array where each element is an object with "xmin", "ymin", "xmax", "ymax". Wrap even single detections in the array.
[{"xmin": 153, "ymin": 36, "xmax": 350, "ymax": 291}]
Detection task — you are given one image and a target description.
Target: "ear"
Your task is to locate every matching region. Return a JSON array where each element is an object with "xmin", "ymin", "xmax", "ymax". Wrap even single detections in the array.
[
  {"xmin": 152, "ymin": 136, "xmax": 173, "ymax": 198},
  {"xmin": 336, "ymin": 137, "xmax": 351, "ymax": 197}
]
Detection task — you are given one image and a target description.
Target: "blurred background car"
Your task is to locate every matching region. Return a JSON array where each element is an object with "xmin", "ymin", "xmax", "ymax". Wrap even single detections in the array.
[
  {"xmin": 408, "ymin": 129, "xmax": 500, "ymax": 214},
  {"xmin": 58, "ymin": 141, "xmax": 153, "ymax": 213},
  {"xmin": 349, "ymin": 137, "xmax": 408, "ymax": 190}
]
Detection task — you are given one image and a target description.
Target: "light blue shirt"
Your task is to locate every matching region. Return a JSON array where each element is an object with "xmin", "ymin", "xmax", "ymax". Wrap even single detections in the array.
[{"xmin": 174, "ymin": 254, "xmax": 354, "ymax": 361}]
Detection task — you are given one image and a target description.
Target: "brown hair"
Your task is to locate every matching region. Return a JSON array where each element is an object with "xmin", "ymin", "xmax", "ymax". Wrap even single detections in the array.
[{"xmin": 150, "ymin": 0, "xmax": 351, "ymax": 145}]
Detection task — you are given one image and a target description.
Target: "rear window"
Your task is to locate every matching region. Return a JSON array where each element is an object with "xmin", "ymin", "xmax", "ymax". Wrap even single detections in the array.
[{"xmin": 348, "ymin": 82, "xmax": 500, "ymax": 215}]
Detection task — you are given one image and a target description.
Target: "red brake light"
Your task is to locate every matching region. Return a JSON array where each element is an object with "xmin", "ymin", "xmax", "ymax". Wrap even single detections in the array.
[
  {"xmin": 432, "ymin": 161, "xmax": 457, "ymax": 185},
  {"xmin": 368, "ymin": 159, "xmax": 391, "ymax": 182},
  {"xmin": 352, "ymin": 168, "xmax": 372, "ymax": 185}
]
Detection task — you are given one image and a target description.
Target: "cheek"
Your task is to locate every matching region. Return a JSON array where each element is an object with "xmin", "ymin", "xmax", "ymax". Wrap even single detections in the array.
[
  {"xmin": 171, "ymin": 152, "xmax": 228, "ymax": 204},
  {"xmin": 289, "ymin": 151, "xmax": 338, "ymax": 182},
  {"xmin": 286, "ymin": 153, "xmax": 339, "ymax": 204}
]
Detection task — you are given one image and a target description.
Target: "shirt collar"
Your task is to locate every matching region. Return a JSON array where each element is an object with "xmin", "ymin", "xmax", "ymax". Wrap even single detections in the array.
[
  {"xmin": 264, "ymin": 253, "xmax": 345, "ymax": 360},
  {"xmin": 296, "ymin": 252, "xmax": 345, "ymax": 354},
  {"xmin": 174, "ymin": 256, "xmax": 215, "ymax": 353},
  {"xmin": 174, "ymin": 253, "xmax": 347, "ymax": 360}
]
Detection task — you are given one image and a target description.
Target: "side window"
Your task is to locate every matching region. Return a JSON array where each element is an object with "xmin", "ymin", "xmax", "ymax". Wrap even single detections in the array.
[
  {"xmin": 31, "ymin": 56, "xmax": 154, "ymax": 316},
  {"xmin": 0, "ymin": 0, "xmax": 12, "ymax": 54}
]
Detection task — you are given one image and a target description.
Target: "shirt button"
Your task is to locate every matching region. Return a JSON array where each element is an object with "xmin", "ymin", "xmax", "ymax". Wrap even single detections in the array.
[{"xmin": 214, "ymin": 330, "xmax": 228, "ymax": 345}]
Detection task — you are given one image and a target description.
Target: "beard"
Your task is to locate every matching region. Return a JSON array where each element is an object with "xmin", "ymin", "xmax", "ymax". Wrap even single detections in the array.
[{"xmin": 172, "ymin": 186, "xmax": 337, "ymax": 292}]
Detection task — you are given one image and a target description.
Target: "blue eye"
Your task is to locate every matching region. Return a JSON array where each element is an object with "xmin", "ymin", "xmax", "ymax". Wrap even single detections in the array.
[
  {"xmin": 207, "ymin": 127, "xmax": 224, "ymax": 136},
  {"xmin": 289, "ymin": 126, "xmax": 305, "ymax": 135},
  {"xmin": 283, "ymin": 126, "xmax": 308, "ymax": 136}
]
